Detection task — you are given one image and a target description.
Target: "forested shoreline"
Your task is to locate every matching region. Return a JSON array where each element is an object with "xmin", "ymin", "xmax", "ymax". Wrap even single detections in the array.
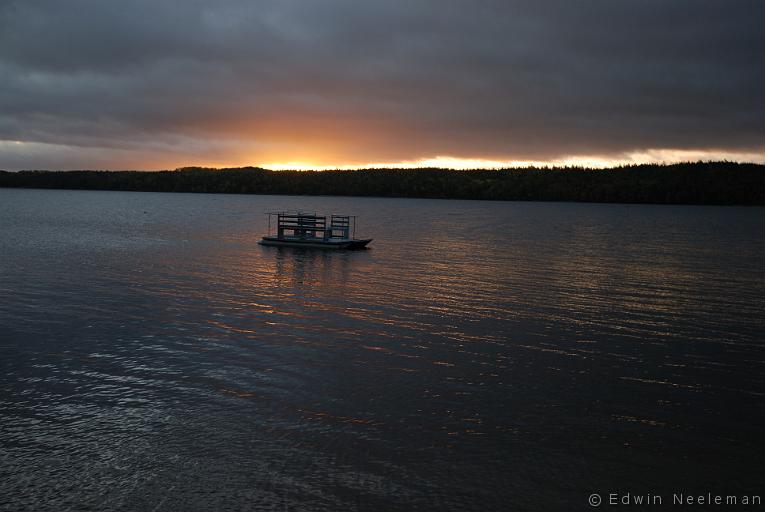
[{"xmin": 1, "ymin": 162, "xmax": 763, "ymax": 205}]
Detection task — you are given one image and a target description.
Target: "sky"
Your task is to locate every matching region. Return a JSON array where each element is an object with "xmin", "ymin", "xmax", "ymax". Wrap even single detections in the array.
[{"xmin": 1, "ymin": 0, "xmax": 764, "ymax": 170}]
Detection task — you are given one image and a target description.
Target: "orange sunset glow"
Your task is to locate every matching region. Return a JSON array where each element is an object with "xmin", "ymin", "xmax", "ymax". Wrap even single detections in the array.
[{"xmin": 1, "ymin": 1, "xmax": 763, "ymax": 171}]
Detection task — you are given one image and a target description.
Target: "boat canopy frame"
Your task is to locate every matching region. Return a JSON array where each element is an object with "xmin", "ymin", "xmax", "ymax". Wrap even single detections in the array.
[{"xmin": 265, "ymin": 211, "xmax": 357, "ymax": 241}]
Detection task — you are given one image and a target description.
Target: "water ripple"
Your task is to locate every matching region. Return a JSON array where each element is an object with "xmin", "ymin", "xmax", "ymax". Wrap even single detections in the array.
[{"xmin": 1, "ymin": 190, "xmax": 764, "ymax": 510}]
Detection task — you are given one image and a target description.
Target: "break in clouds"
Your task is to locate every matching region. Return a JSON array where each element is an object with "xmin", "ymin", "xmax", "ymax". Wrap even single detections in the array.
[{"xmin": 1, "ymin": 0, "xmax": 764, "ymax": 170}]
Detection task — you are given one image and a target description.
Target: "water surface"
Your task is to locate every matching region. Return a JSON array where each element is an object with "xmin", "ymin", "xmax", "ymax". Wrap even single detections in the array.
[{"xmin": 1, "ymin": 189, "xmax": 764, "ymax": 510}]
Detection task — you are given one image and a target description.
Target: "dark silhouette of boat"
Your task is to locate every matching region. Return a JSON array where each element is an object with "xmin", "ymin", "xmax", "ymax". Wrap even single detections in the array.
[{"xmin": 259, "ymin": 212, "xmax": 372, "ymax": 250}]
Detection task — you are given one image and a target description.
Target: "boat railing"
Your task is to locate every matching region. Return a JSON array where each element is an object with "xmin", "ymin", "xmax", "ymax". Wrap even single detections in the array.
[
  {"xmin": 329, "ymin": 215, "xmax": 351, "ymax": 239},
  {"xmin": 266, "ymin": 212, "xmax": 356, "ymax": 240}
]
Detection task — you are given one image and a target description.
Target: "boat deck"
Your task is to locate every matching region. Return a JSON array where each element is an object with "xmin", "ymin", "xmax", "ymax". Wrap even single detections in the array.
[{"xmin": 259, "ymin": 236, "xmax": 371, "ymax": 250}]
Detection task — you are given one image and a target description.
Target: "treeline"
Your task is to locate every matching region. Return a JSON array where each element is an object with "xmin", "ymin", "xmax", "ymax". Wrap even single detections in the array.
[{"xmin": 0, "ymin": 162, "xmax": 764, "ymax": 205}]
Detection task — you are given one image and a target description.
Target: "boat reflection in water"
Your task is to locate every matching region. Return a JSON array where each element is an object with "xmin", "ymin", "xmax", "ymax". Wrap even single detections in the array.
[{"xmin": 259, "ymin": 211, "xmax": 372, "ymax": 250}]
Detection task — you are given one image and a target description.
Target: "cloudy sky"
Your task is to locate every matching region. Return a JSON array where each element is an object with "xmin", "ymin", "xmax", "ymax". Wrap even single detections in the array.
[{"xmin": 1, "ymin": 0, "xmax": 764, "ymax": 170}]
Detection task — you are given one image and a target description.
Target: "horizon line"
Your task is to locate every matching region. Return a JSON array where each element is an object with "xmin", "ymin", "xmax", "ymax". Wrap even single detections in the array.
[{"xmin": 3, "ymin": 159, "xmax": 764, "ymax": 173}]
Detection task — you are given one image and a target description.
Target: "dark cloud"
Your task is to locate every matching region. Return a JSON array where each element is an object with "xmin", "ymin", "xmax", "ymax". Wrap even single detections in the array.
[{"xmin": 1, "ymin": 0, "xmax": 764, "ymax": 169}]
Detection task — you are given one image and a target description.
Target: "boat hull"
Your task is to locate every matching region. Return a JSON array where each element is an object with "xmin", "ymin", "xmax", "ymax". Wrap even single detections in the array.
[{"xmin": 259, "ymin": 237, "xmax": 372, "ymax": 250}]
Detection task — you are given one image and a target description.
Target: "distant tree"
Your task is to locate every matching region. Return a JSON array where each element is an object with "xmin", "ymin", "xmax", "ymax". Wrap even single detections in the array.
[{"xmin": 0, "ymin": 162, "xmax": 763, "ymax": 205}]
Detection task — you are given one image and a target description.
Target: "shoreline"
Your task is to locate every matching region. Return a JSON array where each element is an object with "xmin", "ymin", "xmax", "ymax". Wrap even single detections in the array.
[{"xmin": 1, "ymin": 161, "xmax": 764, "ymax": 206}]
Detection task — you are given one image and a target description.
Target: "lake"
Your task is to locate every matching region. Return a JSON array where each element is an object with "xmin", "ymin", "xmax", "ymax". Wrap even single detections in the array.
[{"xmin": 1, "ymin": 188, "xmax": 764, "ymax": 511}]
